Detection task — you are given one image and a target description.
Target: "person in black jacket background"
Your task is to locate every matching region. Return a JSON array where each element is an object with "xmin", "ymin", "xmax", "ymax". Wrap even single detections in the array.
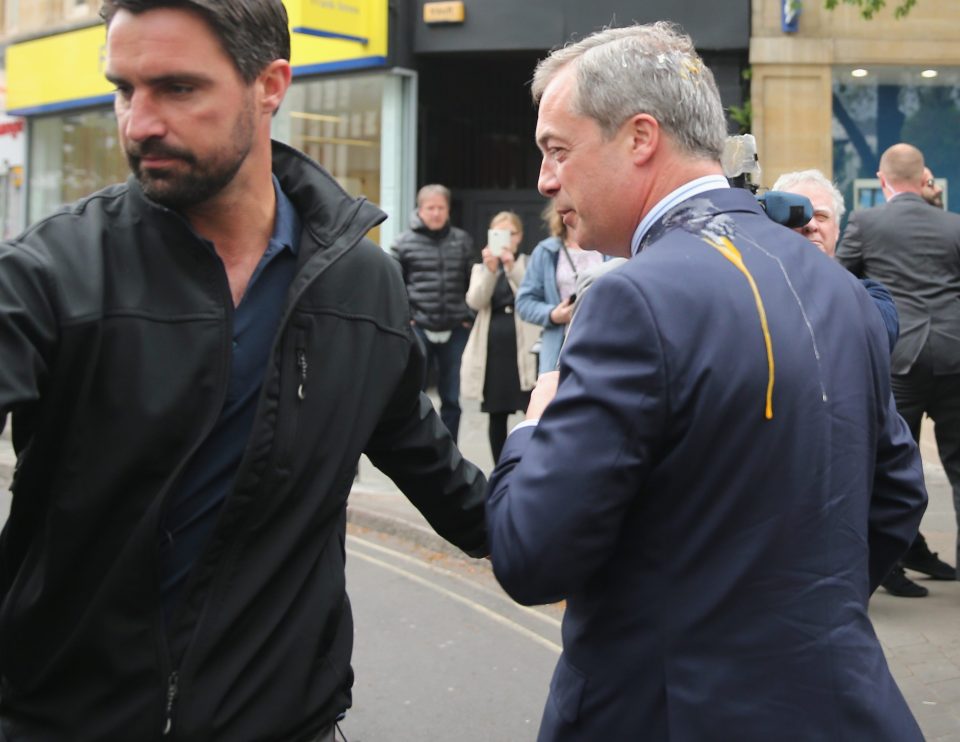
[
  {"xmin": 391, "ymin": 184, "xmax": 475, "ymax": 441},
  {"xmin": 0, "ymin": 2, "xmax": 487, "ymax": 741}
]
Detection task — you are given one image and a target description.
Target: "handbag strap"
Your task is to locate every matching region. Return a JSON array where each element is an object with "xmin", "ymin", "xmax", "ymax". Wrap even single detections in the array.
[{"xmin": 559, "ymin": 241, "xmax": 578, "ymax": 280}]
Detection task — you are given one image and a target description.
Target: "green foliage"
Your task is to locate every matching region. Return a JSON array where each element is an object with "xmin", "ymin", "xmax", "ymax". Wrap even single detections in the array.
[
  {"xmin": 727, "ymin": 67, "xmax": 753, "ymax": 134},
  {"xmin": 728, "ymin": 100, "xmax": 753, "ymax": 134},
  {"xmin": 823, "ymin": 0, "xmax": 918, "ymax": 20}
]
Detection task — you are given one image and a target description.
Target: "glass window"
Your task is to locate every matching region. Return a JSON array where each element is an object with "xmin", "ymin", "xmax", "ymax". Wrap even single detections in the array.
[
  {"xmin": 273, "ymin": 73, "xmax": 384, "ymax": 244},
  {"xmin": 4, "ymin": 0, "xmax": 16, "ymax": 32},
  {"xmin": 833, "ymin": 66, "xmax": 960, "ymax": 218},
  {"xmin": 28, "ymin": 108, "xmax": 127, "ymax": 222},
  {"xmin": 25, "ymin": 70, "xmax": 415, "ymax": 239}
]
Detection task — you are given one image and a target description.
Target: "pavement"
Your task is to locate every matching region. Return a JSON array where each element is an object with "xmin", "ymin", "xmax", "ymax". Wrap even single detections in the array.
[{"xmin": 1, "ymin": 402, "xmax": 960, "ymax": 737}]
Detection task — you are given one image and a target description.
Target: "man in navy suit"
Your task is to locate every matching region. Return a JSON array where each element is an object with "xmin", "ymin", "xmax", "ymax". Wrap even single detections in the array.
[{"xmin": 486, "ymin": 23, "xmax": 927, "ymax": 741}]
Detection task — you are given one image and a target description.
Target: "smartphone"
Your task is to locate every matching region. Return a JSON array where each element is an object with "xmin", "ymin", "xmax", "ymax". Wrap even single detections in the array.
[{"xmin": 488, "ymin": 228, "xmax": 512, "ymax": 257}]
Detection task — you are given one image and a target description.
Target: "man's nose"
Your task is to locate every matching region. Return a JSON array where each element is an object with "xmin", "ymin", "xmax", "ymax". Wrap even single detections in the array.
[
  {"xmin": 802, "ymin": 218, "xmax": 817, "ymax": 234},
  {"xmin": 538, "ymin": 159, "xmax": 559, "ymax": 198},
  {"xmin": 122, "ymin": 93, "xmax": 166, "ymax": 143}
]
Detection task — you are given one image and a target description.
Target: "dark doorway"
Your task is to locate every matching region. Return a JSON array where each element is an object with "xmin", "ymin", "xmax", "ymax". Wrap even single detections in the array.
[{"xmin": 417, "ymin": 51, "xmax": 548, "ymax": 256}]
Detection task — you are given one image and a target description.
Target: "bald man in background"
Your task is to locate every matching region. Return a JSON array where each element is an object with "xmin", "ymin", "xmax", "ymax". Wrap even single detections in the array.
[{"xmin": 837, "ymin": 143, "xmax": 960, "ymax": 595}]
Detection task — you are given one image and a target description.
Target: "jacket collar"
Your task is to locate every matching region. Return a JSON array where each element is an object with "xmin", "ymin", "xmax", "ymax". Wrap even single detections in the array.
[
  {"xmin": 537, "ymin": 236, "xmax": 562, "ymax": 254},
  {"xmin": 639, "ymin": 187, "xmax": 767, "ymax": 253},
  {"xmin": 271, "ymin": 140, "xmax": 386, "ymax": 258},
  {"xmin": 124, "ymin": 140, "xmax": 387, "ymax": 259},
  {"xmin": 885, "ymin": 192, "xmax": 926, "ymax": 206},
  {"xmin": 409, "ymin": 210, "xmax": 451, "ymax": 240}
]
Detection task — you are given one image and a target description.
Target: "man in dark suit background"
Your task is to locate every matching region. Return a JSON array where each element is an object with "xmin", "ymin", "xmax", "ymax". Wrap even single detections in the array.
[
  {"xmin": 837, "ymin": 143, "xmax": 960, "ymax": 595},
  {"xmin": 486, "ymin": 22, "xmax": 927, "ymax": 741}
]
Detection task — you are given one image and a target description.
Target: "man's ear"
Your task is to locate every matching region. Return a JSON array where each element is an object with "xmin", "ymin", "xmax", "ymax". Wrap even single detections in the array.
[
  {"xmin": 258, "ymin": 59, "xmax": 292, "ymax": 116},
  {"xmin": 627, "ymin": 113, "xmax": 660, "ymax": 167},
  {"xmin": 877, "ymin": 171, "xmax": 888, "ymax": 190}
]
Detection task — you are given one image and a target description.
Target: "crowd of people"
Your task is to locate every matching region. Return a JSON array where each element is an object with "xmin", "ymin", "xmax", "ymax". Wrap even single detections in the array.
[
  {"xmin": 390, "ymin": 189, "xmax": 608, "ymax": 461},
  {"xmin": 0, "ymin": 1, "xmax": 956, "ymax": 740}
]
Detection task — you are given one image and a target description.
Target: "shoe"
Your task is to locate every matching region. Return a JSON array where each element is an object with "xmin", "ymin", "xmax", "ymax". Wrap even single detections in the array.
[
  {"xmin": 881, "ymin": 566, "xmax": 929, "ymax": 597},
  {"xmin": 902, "ymin": 546, "xmax": 956, "ymax": 580}
]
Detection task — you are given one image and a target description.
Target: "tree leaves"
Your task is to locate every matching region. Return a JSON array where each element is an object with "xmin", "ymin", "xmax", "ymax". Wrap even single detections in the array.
[{"xmin": 823, "ymin": 0, "xmax": 918, "ymax": 20}]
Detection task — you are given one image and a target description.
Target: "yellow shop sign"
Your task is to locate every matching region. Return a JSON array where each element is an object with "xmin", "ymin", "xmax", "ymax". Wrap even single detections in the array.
[
  {"xmin": 6, "ymin": 26, "xmax": 112, "ymax": 116},
  {"xmin": 6, "ymin": 0, "xmax": 388, "ymax": 117},
  {"xmin": 295, "ymin": 0, "xmax": 369, "ymax": 44}
]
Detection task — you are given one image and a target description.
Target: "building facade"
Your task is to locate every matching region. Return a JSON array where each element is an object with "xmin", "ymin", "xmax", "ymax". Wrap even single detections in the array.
[
  {"xmin": 4, "ymin": 0, "xmax": 416, "ymax": 247},
  {"xmin": 2, "ymin": 0, "xmax": 750, "ymax": 248},
  {"xmin": 752, "ymin": 0, "xmax": 960, "ymax": 214},
  {"xmin": 410, "ymin": 0, "xmax": 749, "ymax": 248}
]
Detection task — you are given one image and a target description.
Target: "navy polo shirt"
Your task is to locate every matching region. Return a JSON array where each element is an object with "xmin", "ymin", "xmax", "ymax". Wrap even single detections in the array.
[{"xmin": 159, "ymin": 176, "xmax": 300, "ymax": 623}]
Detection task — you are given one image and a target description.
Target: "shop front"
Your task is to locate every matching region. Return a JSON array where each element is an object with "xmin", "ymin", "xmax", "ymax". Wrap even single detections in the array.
[{"xmin": 4, "ymin": 0, "xmax": 416, "ymax": 246}]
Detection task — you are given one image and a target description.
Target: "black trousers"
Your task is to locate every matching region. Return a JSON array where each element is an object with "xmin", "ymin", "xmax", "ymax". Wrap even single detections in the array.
[{"xmin": 891, "ymin": 345, "xmax": 960, "ymax": 569}]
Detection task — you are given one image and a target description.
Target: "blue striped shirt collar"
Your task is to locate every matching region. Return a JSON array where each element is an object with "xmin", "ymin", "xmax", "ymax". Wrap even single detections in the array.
[{"xmin": 630, "ymin": 174, "xmax": 730, "ymax": 256}]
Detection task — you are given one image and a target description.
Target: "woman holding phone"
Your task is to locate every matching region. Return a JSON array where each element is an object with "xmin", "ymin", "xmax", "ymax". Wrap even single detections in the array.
[
  {"xmin": 516, "ymin": 201, "xmax": 608, "ymax": 373},
  {"xmin": 461, "ymin": 211, "xmax": 540, "ymax": 461}
]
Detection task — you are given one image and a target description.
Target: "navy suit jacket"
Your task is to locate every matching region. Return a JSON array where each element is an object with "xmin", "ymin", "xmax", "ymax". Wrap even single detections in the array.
[{"xmin": 486, "ymin": 188, "xmax": 927, "ymax": 741}]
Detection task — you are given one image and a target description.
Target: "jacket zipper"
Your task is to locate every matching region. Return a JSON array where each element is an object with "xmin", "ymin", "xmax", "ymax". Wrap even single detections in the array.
[
  {"xmin": 276, "ymin": 339, "xmax": 307, "ymax": 471},
  {"xmin": 153, "ymin": 234, "xmax": 233, "ymax": 740},
  {"xmin": 161, "ymin": 220, "xmax": 373, "ymax": 736},
  {"xmin": 439, "ymin": 243, "xmax": 448, "ymax": 328},
  {"xmin": 144, "ymin": 190, "xmax": 379, "ymax": 737},
  {"xmin": 163, "ymin": 670, "xmax": 179, "ymax": 735},
  {"xmin": 296, "ymin": 347, "xmax": 308, "ymax": 400}
]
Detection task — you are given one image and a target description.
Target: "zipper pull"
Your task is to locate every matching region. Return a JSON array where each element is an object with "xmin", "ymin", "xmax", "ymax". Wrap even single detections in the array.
[
  {"xmin": 296, "ymin": 348, "xmax": 308, "ymax": 400},
  {"xmin": 163, "ymin": 671, "xmax": 179, "ymax": 736}
]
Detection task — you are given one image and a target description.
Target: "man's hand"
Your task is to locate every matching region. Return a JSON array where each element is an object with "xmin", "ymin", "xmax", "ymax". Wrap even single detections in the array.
[{"xmin": 526, "ymin": 371, "xmax": 559, "ymax": 420}]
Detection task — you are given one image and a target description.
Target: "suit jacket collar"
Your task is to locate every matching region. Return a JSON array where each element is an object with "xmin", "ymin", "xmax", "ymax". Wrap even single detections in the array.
[
  {"xmin": 885, "ymin": 192, "xmax": 926, "ymax": 207},
  {"xmin": 638, "ymin": 187, "xmax": 767, "ymax": 253}
]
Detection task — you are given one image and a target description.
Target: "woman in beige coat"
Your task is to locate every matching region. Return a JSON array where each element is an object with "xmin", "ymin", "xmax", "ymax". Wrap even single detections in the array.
[{"xmin": 461, "ymin": 211, "xmax": 540, "ymax": 460}]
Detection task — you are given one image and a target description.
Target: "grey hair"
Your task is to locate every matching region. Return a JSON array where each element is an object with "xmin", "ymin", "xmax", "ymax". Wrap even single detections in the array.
[
  {"xmin": 416, "ymin": 184, "xmax": 451, "ymax": 207},
  {"xmin": 100, "ymin": 0, "xmax": 290, "ymax": 84},
  {"xmin": 771, "ymin": 169, "xmax": 846, "ymax": 220},
  {"xmin": 531, "ymin": 22, "xmax": 727, "ymax": 160}
]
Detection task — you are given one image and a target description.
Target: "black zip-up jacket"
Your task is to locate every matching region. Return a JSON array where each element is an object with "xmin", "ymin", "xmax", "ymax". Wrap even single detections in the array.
[
  {"xmin": 390, "ymin": 213, "xmax": 474, "ymax": 331},
  {"xmin": 0, "ymin": 142, "xmax": 487, "ymax": 741}
]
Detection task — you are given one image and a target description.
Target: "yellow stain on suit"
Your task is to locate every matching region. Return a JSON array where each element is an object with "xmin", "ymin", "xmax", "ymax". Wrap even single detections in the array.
[{"xmin": 702, "ymin": 235, "xmax": 775, "ymax": 420}]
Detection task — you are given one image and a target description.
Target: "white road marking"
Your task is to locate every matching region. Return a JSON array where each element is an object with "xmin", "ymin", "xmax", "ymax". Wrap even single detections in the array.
[
  {"xmin": 347, "ymin": 546, "xmax": 562, "ymax": 655},
  {"xmin": 346, "ymin": 533, "xmax": 562, "ymax": 629}
]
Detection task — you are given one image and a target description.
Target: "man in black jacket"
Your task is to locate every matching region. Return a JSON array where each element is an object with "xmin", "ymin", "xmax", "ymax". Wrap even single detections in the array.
[
  {"xmin": 0, "ymin": 2, "xmax": 487, "ymax": 740},
  {"xmin": 390, "ymin": 185, "xmax": 475, "ymax": 441},
  {"xmin": 838, "ymin": 143, "xmax": 960, "ymax": 596}
]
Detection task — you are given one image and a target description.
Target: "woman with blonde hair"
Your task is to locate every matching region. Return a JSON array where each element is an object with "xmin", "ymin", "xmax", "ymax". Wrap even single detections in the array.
[
  {"xmin": 461, "ymin": 211, "xmax": 540, "ymax": 460},
  {"xmin": 516, "ymin": 200, "xmax": 608, "ymax": 372}
]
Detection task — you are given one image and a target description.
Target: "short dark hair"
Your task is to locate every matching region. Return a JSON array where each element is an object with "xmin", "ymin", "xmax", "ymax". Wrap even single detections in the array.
[{"xmin": 100, "ymin": 0, "xmax": 290, "ymax": 84}]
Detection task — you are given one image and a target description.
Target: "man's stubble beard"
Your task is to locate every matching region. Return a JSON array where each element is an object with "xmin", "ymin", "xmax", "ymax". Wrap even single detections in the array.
[{"xmin": 126, "ymin": 95, "xmax": 258, "ymax": 210}]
